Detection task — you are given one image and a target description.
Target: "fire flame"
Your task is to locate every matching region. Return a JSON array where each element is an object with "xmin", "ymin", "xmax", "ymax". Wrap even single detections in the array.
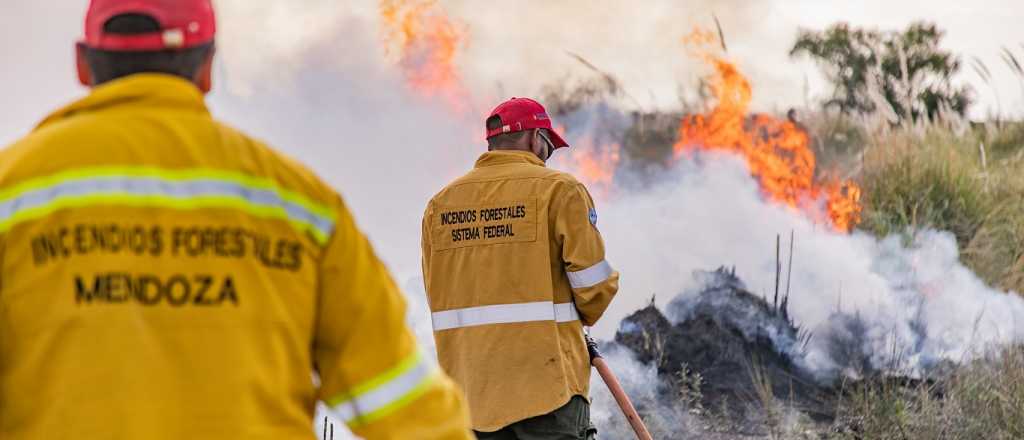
[
  {"xmin": 556, "ymin": 128, "xmax": 622, "ymax": 199},
  {"xmin": 379, "ymin": 0, "xmax": 469, "ymax": 111},
  {"xmin": 674, "ymin": 30, "xmax": 862, "ymax": 232}
]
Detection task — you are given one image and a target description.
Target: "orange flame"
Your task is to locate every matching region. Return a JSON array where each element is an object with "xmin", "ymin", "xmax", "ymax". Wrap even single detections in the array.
[
  {"xmin": 554, "ymin": 127, "xmax": 622, "ymax": 199},
  {"xmin": 380, "ymin": 0, "xmax": 469, "ymax": 111},
  {"xmin": 674, "ymin": 29, "xmax": 862, "ymax": 232}
]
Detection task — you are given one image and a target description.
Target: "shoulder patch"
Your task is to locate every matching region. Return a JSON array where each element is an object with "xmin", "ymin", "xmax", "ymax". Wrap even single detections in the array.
[{"xmin": 589, "ymin": 208, "xmax": 598, "ymax": 226}]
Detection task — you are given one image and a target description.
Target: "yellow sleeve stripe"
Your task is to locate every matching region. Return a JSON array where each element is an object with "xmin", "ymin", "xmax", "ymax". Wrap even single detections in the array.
[
  {"xmin": 0, "ymin": 168, "xmax": 336, "ymax": 244},
  {"xmin": 325, "ymin": 351, "xmax": 440, "ymax": 428}
]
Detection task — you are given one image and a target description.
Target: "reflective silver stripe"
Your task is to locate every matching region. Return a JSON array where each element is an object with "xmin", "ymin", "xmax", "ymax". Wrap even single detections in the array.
[
  {"xmin": 0, "ymin": 175, "xmax": 335, "ymax": 241},
  {"xmin": 327, "ymin": 354, "xmax": 436, "ymax": 426},
  {"xmin": 553, "ymin": 302, "xmax": 580, "ymax": 323},
  {"xmin": 567, "ymin": 260, "xmax": 614, "ymax": 289},
  {"xmin": 432, "ymin": 301, "xmax": 580, "ymax": 331}
]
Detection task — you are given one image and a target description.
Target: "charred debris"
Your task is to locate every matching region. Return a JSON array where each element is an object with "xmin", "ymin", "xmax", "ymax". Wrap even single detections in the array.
[{"xmin": 609, "ymin": 266, "xmax": 940, "ymax": 429}]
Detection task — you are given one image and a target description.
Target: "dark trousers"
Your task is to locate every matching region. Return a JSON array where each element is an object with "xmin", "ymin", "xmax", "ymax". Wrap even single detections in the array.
[{"xmin": 474, "ymin": 396, "xmax": 597, "ymax": 440}]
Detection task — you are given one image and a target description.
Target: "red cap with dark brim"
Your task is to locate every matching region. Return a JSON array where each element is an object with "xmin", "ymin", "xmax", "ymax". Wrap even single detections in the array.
[
  {"xmin": 486, "ymin": 98, "xmax": 570, "ymax": 149},
  {"xmin": 82, "ymin": 0, "xmax": 216, "ymax": 51}
]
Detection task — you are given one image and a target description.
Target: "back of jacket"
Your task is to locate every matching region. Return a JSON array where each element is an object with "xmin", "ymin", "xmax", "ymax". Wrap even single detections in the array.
[
  {"xmin": 0, "ymin": 74, "xmax": 471, "ymax": 440},
  {"xmin": 422, "ymin": 150, "xmax": 619, "ymax": 432}
]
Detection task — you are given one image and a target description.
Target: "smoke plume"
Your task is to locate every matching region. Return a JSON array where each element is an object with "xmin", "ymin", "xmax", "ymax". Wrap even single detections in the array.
[{"xmin": 590, "ymin": 148, "xmax": 1024, "ymax": 366}]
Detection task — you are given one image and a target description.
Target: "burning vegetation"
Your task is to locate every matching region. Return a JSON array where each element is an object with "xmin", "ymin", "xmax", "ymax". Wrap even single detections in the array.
[
  {"xmin": 673, "ymin": 30, "xmax": 862, "ymax": 232},
  {"xmin": 379, "ymin": 0, "xmax": 469, "ymax": 111},
  {"xmin": 376, "ymin": 6, "xmax": 865, "ymax": 232},
  {"xmin": 541, "ymin": 29, "xmax": 864, "ymax": 233}
]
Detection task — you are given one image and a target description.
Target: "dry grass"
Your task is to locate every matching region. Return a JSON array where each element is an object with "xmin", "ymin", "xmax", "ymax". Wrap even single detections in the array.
[{"xmin": 829, "ymin": 345, "xmax": 1024, "ymax": 439}]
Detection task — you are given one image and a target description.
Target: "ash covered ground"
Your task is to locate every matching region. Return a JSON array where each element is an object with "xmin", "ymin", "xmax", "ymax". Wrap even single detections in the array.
[{"xmin": 591, "ymin": 268, "xmax": 947, "ymax": 439}]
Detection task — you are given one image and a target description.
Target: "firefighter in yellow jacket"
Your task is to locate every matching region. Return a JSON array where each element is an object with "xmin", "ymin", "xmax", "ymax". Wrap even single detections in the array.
[
  {"xmin": 422, "ymin": 98, "xmax": 619, "ymax": 439},
  {"xmin": 0, "ymin": 1, "xmax": 472, "ymax": 438}
]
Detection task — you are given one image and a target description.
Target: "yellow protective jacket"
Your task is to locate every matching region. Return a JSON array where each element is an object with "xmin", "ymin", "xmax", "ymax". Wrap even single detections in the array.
[
  {"xmin": 421, "ymin": 150, "xmax": 619, "ymax": 432},
  {"xmin": 0, "ymin": 74, "xmax": 472, "ymax": 440}
]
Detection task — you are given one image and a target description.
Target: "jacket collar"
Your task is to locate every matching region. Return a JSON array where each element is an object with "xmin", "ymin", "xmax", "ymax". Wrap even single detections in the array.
[
  {"xmin": 36, "ymin": 73, "xmax": 209, "ymax": 131},
  {"xmin": 474, "ymin": 150, "xmax": 546, "ymax": 169}
]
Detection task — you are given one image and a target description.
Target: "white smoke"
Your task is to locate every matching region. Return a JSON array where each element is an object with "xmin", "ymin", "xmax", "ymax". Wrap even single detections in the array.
[
  {"xmin": 592, "ymin": 151, "xmax": 1024, "ymax": 370},
  {"xmin": 588, "ymin": 345, "xmax": 699, "ymax": 439}
]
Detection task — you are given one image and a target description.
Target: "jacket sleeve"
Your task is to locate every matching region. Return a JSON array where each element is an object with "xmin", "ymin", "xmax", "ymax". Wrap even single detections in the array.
[
  {"xmin": 553, "ymin": 182, "xmax": 619, "ymax": 326},
  {"xmin": 314, "ymin": 196, "xmax": 472, "ymax": 439}
]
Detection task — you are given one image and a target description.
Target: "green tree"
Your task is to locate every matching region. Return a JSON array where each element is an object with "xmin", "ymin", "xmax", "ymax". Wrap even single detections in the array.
[{"xmin": 791, "ymin": 22, "xmax": 972, "ymax": 123}]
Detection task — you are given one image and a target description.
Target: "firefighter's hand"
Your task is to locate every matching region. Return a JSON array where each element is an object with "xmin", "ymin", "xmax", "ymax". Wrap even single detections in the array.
[{"xmin": 585, "ymin": 334, "xmax": 602, "ymax": 362}]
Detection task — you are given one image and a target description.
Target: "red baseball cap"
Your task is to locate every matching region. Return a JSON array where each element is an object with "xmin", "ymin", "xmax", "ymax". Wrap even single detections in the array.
[
  {"xmin": 82, "ymin": 0, "xmax": 216, "ymax": 51},
  {"xmin": 486, "ymin": 98, "xmax": 570, "ymax": 149}
]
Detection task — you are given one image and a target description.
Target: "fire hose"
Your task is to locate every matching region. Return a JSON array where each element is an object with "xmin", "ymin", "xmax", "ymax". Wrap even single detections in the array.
[{"xmin": 586, "ymin": 333, "xmax": 653, "ymax": 440}]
